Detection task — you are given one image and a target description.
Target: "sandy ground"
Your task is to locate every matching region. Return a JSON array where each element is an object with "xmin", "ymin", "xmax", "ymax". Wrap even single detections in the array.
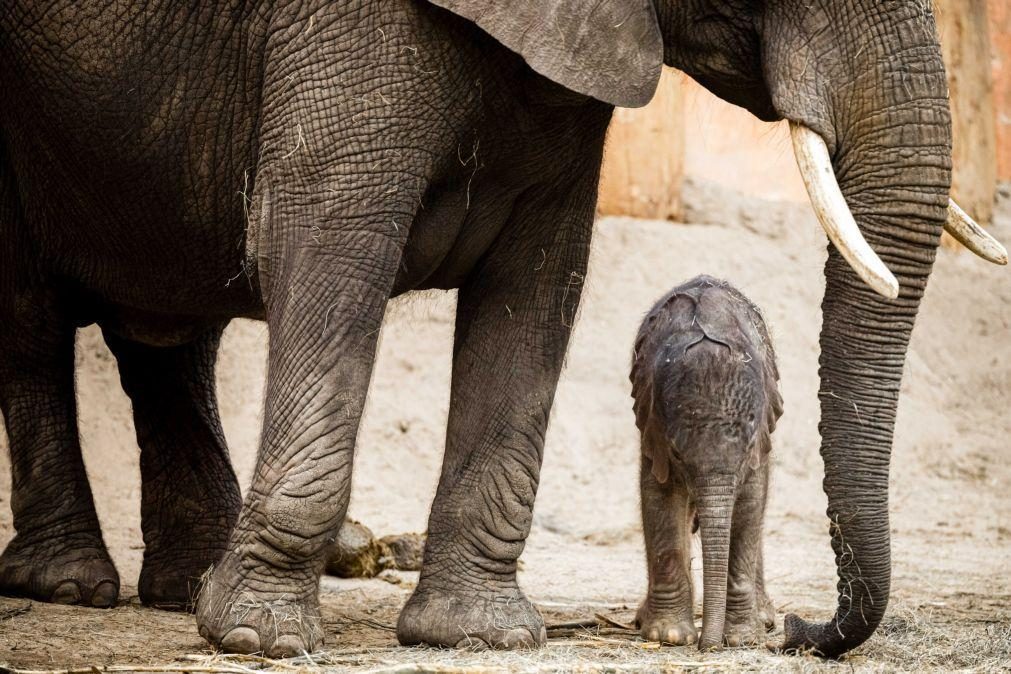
[{"xmin": 1, "ymin": 181, "xmax": 1009, "ymax": 672}]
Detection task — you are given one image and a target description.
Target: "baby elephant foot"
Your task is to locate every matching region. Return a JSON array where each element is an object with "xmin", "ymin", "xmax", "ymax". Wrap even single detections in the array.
[
  {"xmin": 757, "ymin": 590, "xmax": 776, "ymax": 631},
  {"xmin": 639, "ymin": 616, "xmax": 698, "ymax": 646},
  {"xmin": 636, "ymin": 598, "xmax": 697, "ymax": 646},
  {"xmin": 723, "ymin": 611, "xmax": 768, "ymax": 647},
  {"xmin": 0, "ymin": 533, "xmax": 119, "ymax": 607},
  {"xmin": 195, "ymin": 550, "xmax": 323, "ymax": 657},
  {"xmin": 398, "ymin": 581, "xmax": 546, "ymax": 650}
]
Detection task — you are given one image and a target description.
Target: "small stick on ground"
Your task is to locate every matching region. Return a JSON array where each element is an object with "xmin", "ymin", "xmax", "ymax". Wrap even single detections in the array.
[{"xmin": 0, "ymin": 601, "xmax": 31, "ymax": 621}]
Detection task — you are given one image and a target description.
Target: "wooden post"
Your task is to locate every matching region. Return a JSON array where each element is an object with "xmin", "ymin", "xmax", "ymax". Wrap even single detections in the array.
[
  {"xmin": 598, "ymin": 68, "xmax": 684, "ymax": 221},
  {"xmin": 989, "ymin": 0, "xmax": 1011, "ymax": 183},
  {"xmin": 936, "ymin": 0, "xmax": 998, "ymax": 225}
]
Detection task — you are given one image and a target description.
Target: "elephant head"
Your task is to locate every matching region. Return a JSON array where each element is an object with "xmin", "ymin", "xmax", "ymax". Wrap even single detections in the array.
[{"xmin": 429, "ymin": 0, "xmax": 1007, "ymax": 657}]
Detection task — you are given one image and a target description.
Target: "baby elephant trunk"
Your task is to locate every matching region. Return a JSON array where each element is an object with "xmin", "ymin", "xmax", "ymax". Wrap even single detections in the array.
[{"xmin": 696, "ymin": 475, "xmax": 737, "ymax": 650}]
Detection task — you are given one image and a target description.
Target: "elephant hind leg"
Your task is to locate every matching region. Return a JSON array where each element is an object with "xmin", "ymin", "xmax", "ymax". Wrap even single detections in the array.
[
  {"xmin": 104, "ymin": 324, "xmax": 241, "ymax": 611},
  {"xmin": 0, "ymin": 293, "xmax": 119, "ymax": 608},
  {"xmin": 636, "ymin": 456, "xmax": 697, "ymax": 646},
  {"xmin": 398, "ymin": 170, "xmax": 599, "ymax": 650}
]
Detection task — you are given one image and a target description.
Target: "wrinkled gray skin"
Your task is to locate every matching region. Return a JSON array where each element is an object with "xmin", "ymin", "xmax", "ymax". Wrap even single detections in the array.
[
  {"xmin": 0, "ymin": 0, "xmax": 952, "ymax": 658},
  {"xmin": 631, "ymin": 276, "xmax": 783, "ymax": 651}
]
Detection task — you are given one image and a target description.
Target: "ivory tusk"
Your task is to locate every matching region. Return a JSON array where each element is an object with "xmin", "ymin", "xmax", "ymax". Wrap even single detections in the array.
[
  {"xmin": 790, "ymin": 122, "xmax": 900, "ymax": 299},
  {"xmin": 945, "ymin": 200, "xmax": 1008, "ymax": 265}
]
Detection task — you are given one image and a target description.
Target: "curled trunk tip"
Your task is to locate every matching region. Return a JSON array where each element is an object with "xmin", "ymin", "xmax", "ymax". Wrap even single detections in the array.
[{"xmin": 781, "ymin": 608, "xmax": 885, "ymax": 659}]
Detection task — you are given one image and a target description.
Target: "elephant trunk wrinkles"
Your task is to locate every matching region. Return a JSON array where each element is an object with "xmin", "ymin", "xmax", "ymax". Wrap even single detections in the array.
[
  {"xmin": 781, "ymin": 12, "xmax": 952, "ymax": 657},
  {"xmin": 696, "ymin": 477, "xmax": 735, "ymax": 651}
]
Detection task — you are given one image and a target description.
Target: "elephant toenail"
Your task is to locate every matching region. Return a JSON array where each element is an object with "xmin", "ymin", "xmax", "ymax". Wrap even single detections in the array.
[
  {"xmin": 497, "ymin": 628, "xmax": 537, "ymax": 650},
  {"xmin": 665, "ymin": 628, "xmax": 679, "ymax": 644},
  {"xmin": 267, "ymin": 634, "xmax": 305, "ymax": 658},
  {"xmin": 91, "ymin": 580, "xmax": 118, "ymax": 608},
  {"xmin": 199, "ymin": 626, "xmax": 210, "ymax": 641},
  {"xmin": 454, "ymin": 637, "xmax": 489, "ymax": 650},
  {"xmin": 51, "ymin": 581, "xmax": 81, "ymax": 605},
  {"xmin": 221, "ymin": 626, "xmax": 261, "ymax": 654},
  {"xmin": 647, "ymin": 628, "xmax": 660, "ymax": 642},
  {"xmin": 538, "ymin": 626, "xmax": 547, "ymax": 644}
]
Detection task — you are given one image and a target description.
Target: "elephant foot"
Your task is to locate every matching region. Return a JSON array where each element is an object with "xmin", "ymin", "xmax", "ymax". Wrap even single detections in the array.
[
  {"xmin": 636, "ymin": 599, "xmax": 697, "ymax": 646},
  {"xmin": 397, "ymin": 580, "xmax": 546, "ymax": 649},
  {"xmin": 139, "ymin": 548, "xmax": 226, "ymax": 611},
  {"xmin": 195, "ymin": 550, "xmax": 323, "ymax": 657},
  {"xmin": 139, "ymin": 513, "xmax": 234, "ymax": 610},
  {"xmin": 723, "ymin": 611, "xmax": 767, "ymax": 647},
  {"xmin": 757, "ymin": 589, "xmax": 776, "ymax": 632},
  {"xmin": 0, "ymin": 532, "xmax": 119, "ymax": 607}
]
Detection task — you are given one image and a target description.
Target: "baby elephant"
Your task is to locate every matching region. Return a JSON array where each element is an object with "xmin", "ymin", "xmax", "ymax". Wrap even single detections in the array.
[{"xmin": 631, "ymin": 276, "xmax": 783, "ymax": 650}]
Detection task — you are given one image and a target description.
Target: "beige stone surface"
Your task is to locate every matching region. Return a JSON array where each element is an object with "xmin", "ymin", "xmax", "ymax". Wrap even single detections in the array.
[
  {"xmin": 681, "ymin": 80, "xmax": 806, "ymax": 203},
  {"xmin": 937, "ymin": 0, "xmax": 998, "ymax": 225},
  {"xmin": 599, "ymin": 68, "xmax": 685, "ymax": 221},
  {"xmin": 600, "ymin": 72, "xmax": 808, "ymax": 215}
]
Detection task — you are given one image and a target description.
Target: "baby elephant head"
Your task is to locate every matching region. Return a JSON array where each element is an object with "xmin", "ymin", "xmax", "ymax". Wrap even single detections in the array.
[
  {"xmin": 632, "ymin": 277, "xmax": 782, "ymax": 649},
  {"xmin": 659, "ymin": 338, "xmax": 769, "ymax": 483}
]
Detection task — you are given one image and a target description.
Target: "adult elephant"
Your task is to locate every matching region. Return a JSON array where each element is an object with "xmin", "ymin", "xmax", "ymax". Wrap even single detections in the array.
[{"xmin": 0, "ymin": 0, "xmax": 1003, "ymax": 659}]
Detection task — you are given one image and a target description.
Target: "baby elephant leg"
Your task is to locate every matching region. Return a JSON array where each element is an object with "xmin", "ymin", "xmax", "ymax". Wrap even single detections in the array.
[
  {"xmin": 637, "ymin": 458, "xmax": 696, "ymax": 646},
  {"xmin": 724, "ymin": 465, "xmax": 771, "ymax": 646},
  {"xmin": 756, "ymin": 466, "xmax": 776, "ymax": 630}
]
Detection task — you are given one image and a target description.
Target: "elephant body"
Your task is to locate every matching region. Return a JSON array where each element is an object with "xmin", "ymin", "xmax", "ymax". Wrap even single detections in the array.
[
  {"xmin": 1, "ymin": 0, "xmax": 613, "ymax": 653},
  {"xmin": 0, "ymin": 1, "xmax": 610, "ymax": 327},
  {"xmin": 631, "ymin": 276, "xmax": 782, "ymax": 650},
  {"xmin": 0, "ymin": 0, "xmax": 957, "ymax": 658}
]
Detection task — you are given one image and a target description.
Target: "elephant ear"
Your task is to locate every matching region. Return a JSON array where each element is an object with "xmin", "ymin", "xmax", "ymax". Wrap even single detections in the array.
[
  {"xmin": 631, "ymin": 293, "xmax": 705, "ymax": 486},
  {"xmin": 426, "ymin": 0, "xmax": 664, "ymax": 107}
]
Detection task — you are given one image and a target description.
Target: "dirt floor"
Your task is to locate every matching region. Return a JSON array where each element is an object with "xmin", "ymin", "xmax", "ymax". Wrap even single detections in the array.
[{"xmin": 1, "ymin": 181, "xmax": 1009, "ymax": 673}]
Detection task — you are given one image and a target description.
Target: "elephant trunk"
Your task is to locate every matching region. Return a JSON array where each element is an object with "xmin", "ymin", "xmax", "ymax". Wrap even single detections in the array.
[
  {"xmin": 695, "ymin": 476, "xmax": 736, "ymax": 650},
  {"xmin": 775, "ymin": 5, "xmax": 953, "ymax": 658}
]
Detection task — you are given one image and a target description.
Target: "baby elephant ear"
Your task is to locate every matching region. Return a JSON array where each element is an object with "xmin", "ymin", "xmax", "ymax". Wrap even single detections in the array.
[{"xmin": 427, "ymin": 0, "xmax": 664, "ymax": 107}]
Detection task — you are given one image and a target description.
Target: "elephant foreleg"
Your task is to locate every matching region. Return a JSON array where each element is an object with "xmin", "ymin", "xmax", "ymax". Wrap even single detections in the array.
[
  {"xmin": 397, "ymin": 172, "xmax": 598, "ymax": 649},
  {"xmin": 724, "ymin": 464, "xmax": 771, "ymax": 646},
  {"xmin": 636, "ymin": 455, "xmax": 697, "ymax": 646},
  {"xmin": 753, "ymin": 467, "xmax": 775, "ymax": 631},
  {"xmin": 194, "ymin": 174, "xmax": 422, "ymax": 656}
]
